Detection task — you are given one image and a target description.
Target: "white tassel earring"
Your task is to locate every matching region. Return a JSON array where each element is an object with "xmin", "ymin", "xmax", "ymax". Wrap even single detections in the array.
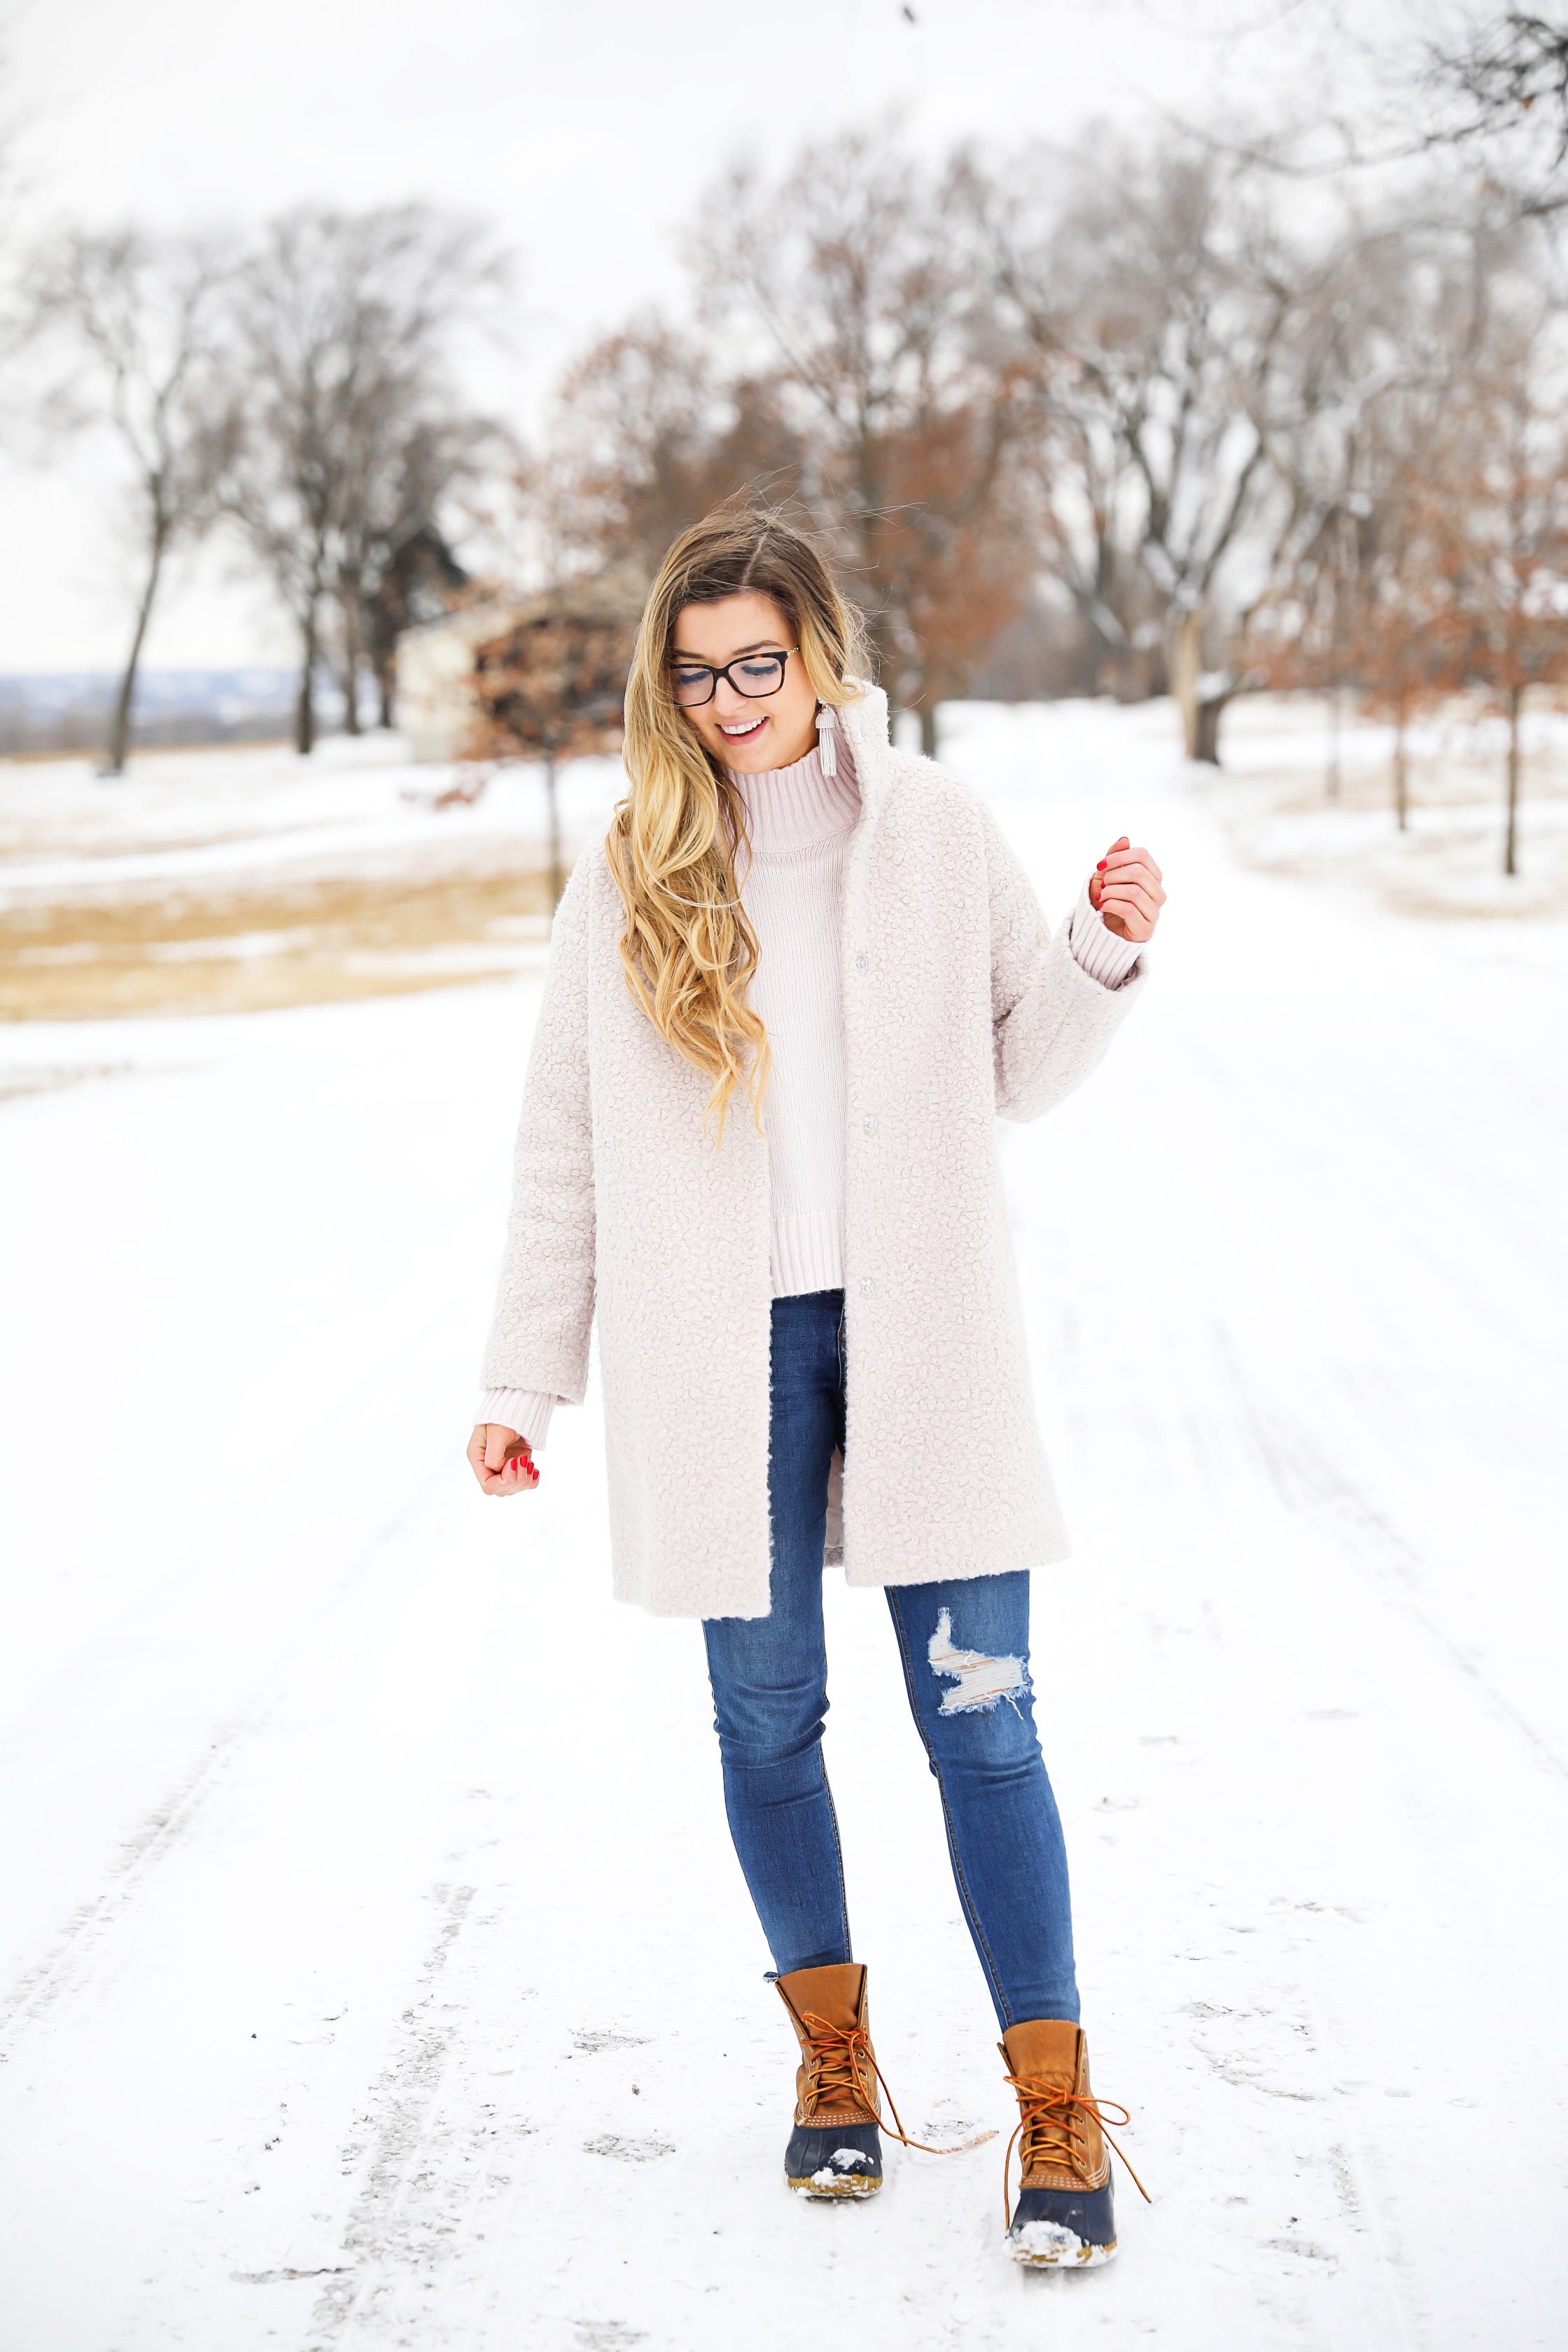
[{"xmin": 816, "ymin": 704, "xmax": 837, "ymax": 777}]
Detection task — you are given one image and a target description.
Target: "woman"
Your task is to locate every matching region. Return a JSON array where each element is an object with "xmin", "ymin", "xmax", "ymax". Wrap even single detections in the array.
[{"xmin": 466, "ymin": 510, "xmax": 1164, "ymax": 2267}]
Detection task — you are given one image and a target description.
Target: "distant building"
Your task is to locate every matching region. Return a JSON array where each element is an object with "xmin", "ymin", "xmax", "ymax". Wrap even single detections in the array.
[
  {"xmin": 394, "ymin": 605, "xmax": 526, "ymax": 763},
  {"xmin": 396, "ymin": 576, "xmax": 645, "ymax": 763}
]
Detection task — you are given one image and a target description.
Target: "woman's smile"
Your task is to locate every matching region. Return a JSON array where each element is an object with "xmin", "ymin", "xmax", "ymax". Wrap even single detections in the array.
[{"xmin": 671, "ymin": 589, "xmax": 824, "ymax": 772}]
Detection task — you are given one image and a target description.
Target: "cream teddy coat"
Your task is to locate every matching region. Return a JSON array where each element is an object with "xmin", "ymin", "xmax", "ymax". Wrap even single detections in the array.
[{"xmin": 481, "ymin": 687, "xmax": 1145, "ymax": 1619}]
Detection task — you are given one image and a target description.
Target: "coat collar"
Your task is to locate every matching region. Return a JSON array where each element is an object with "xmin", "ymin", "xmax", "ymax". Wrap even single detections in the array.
[{"xmin": 836, "ymin": 685, "xmax": 899, "ymax": 824}]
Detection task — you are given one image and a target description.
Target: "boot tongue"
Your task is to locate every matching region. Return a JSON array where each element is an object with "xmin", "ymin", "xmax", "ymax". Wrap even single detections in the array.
[
  {"xmin": 779, "ymin": 1962, "xmax": 864, "ymax": 2034},
  {"xmin": 1002, "ymin": 2018, "xmax": 1080, "ymax": 2086}
]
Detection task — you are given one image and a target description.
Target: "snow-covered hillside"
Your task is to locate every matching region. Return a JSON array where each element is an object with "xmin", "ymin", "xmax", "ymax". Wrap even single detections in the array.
[{"xmin": 1, "ymin": 702, "xmax": 1564, "ymax": 2349}]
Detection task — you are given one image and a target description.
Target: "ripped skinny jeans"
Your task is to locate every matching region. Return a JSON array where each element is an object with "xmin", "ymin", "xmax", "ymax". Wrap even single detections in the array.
[{"xmin": 701, "ymin": 1288, "xmax": 1080, "ymax": 2030}]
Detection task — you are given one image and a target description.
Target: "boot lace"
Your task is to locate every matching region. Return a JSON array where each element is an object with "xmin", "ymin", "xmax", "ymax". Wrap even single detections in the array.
[
  {"xmin": 1001, "ymin": 2071, "xmax": 1152, "ymax": 2228},
  {"xmin": 800, "ymin": 2012, "xmax": 995, "ymax": 2157}
]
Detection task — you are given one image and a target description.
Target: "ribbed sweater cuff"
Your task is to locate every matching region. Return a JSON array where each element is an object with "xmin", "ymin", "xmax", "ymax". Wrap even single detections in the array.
[
  {"xmin": 1067, "ymin": 882, "xmax": 1144, "ymax": 990},
  {"xmin": 771, "ymin": 1208, "xmax": 846, "ymax": 1298},
  {"xmin": 477, "ymin": 1388, "xmax": 557, "ymax": 1448}
]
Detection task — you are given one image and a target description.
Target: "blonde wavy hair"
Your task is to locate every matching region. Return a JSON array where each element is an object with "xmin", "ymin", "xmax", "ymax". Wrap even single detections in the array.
[{"xmin": 610, "ymin": 508, "xmax": 869, "ymax": 1138}]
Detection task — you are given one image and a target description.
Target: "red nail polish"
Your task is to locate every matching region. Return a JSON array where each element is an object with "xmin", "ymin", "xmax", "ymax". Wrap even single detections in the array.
[{"xmin": 1096, "ymin": 860, "xmax": 1108, "ymax": 871}]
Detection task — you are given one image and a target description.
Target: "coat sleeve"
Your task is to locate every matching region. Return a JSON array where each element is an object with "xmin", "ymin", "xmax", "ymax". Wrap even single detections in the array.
[
  {"xmin": 983, "ymin": 802, "xmax": 1148, "ymax": 1124},
  {"xmin": 480, "ymin": 851, "xmax": 596, "ymax": 1400}
]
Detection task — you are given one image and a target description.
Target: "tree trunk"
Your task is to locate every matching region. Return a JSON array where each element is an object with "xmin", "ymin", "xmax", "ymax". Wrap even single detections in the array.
[
  {"xmin": 376, "ymin": 654, "xmax": 395, "ymax": 732},
  {"xmin": 1169, "ymin": 607, "xmax": 1203, "ymax": 760},
  {"xmin": 1192, "ymin": 694, "xmax": 1226, "ymax": 765},
  {"xmin": 855, "ymin": 496, "xmax": 909, "ymax": 739},
  {"xmin": 338, "ymin": 592, "xmax": 362, "ymax": 729},
  {"xmin": 102, "ymin": 531, "xmax": 167, "ymax": 779},
  {"xmin": 1394, "ymin": 714, "xmax": 1408, "ymax": 832},
  {"xmin": 919, "ymin": 701, "xmax": 939, "ymax": 760},
  {"xmin": 296, "ymin": 603, "xmax": 318, "ymax": 757},
  {"xmin": 1504, "ymin": 685, "xmax": 1521, "ymax": 878},
  {"xmin": 545, "ymin": 753, "xmax": 564, "ymax": 909},
  {"xmin": 1325, "ymin": 689, "xmax": 1340, "ymax": 800}
]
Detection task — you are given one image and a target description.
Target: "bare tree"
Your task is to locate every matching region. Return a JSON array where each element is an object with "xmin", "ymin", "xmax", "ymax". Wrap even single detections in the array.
[
  {"xmin": 696, "ymin": 130, "xmax": 1031, "ymax": 749},
  {"xmin": 1431, "ymin": 288, "xmax": 1568, "ymax": 874},
  {"xmin": 981, "ymin": 134, "xmax": 1309, "ymax": 761},
  {"xmin": 1422, "ymin": 10, "xmax": 1568, "ymax": 206},
  {"xmin": 363, "ymin": 513, "xmax": 470, "ymax": 730},
  {"xmin": 1245, "ymin": 6, "xmax": 1568, "ymax": 220},
  {"xmin": 31, "ymin": 230, "xmax": 232, "ymax": 776},
  {"xmin": 536, "ymin": 316, "xmax": 807, "ymax": 587},
  {"xmin": 1240, "ymin": 208, "xmax": 1450, "ymax": 794},
  {"xmin": 1242, "ymin": 181, "xmax": 1568, "ymax": 864},
  {"xmin": 1357, "ymin": 449, "xmax": 1460, "ymax": 834},
  {"xmin": 1243, "ymin": 191, "xmax": 1508, "ymax": 806},
  {"xmin": 215, "ymin": 204, "xmax": 504, "ymax": 755},
  {"xmin": 962, "ymin": 147, "xmax": 1161, "ymax": 701},
  {"xmin": 332, "ymin": 408, "xmax": 496, "ymax": 733}
]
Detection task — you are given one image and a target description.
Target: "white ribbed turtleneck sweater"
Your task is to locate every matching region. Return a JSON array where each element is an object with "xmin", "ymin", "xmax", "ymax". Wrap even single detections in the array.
[
  {"xmin": 479, "ymin": 734, "xmax": 1140, "ymax": 1449},
  {"xmin": 734, "ymin": 738, "xmax": 862, "ymax": 1296}
]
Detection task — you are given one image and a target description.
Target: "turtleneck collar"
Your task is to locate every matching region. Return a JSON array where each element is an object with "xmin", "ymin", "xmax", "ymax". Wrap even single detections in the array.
[{"xmin": 729, "ymin": 740, "xmax": 860, "ymax": 856}]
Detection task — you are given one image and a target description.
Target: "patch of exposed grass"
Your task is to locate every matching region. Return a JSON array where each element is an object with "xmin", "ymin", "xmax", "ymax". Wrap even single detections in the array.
[{"xmin": 0, "ymin": 858, "xmax": 556, "ymax": 1020}]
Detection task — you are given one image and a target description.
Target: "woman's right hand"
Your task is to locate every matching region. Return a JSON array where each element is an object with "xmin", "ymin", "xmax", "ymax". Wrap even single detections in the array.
[{"xmin": 467, "ymin": 1424, "xmax": 540, "ymax": 1495}]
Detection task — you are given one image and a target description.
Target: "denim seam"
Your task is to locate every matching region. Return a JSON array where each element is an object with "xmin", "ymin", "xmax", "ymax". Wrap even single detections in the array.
[
  {"xmin": 886, "ymin": 1587, "xmax": 1016, "ymax": 2030},
  {"xmin": 819, "ymin": 1749, "xmax": 854, "ymax": 1964}
]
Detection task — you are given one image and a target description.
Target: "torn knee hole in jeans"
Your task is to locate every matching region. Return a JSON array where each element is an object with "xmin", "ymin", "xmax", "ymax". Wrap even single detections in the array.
[{"xmin": 927, "ymin": 1608, "xmax": 1026, "ymax": 1716}]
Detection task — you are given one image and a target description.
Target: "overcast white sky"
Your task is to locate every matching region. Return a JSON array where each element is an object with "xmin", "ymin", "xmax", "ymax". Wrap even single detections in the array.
[{"xmin": 1, "ymin": 0, "xmax": 1421, "ymax": 671}]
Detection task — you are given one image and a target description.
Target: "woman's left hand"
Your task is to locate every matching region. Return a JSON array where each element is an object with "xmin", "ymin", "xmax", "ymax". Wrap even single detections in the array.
[{"xmin": 1089, "ymin": 836, "xmax": 1166, "ymax": 942}]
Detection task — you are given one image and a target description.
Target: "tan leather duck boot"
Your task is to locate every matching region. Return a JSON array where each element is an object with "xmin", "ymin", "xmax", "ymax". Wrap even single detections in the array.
[
  {"xmin": 1000, "ymin": 2020, "xmax": 1148, "ymax": 2267},
  {"xmin": 774, "ymin": 1962, "xmax": 991, "ymax": 2197},
  {"xmin": 775, "ymin": 1962, "xmax": 885, "ymax": 2197}
]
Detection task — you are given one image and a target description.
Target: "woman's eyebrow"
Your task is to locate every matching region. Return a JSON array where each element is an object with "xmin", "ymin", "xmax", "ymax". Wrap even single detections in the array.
[{"xmin": 670, "ymin": 639, "xmax": 788, "ymax": 661}]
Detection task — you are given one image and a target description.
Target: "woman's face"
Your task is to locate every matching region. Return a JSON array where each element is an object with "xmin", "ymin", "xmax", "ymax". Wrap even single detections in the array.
[{"xmin": 670, "ymin": 592, "xmax": 821, "ymax": 774}]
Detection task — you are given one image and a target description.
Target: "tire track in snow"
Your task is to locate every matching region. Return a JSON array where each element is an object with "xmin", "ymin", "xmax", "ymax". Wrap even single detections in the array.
[
  {"xmin": 1213, "ymin": 1334, "xmax": 1568, "ymax": 1785},
  {"xmin": 1301, "ymin": 1994, "xmax": 1418, "ymax": 2352},
  {"xmin": 0, "ymin": 1468, "xmax": 451, "ymax": 2055},
  {"xmin": 1172, "ymin": 1945, "xmax": 1419, "ymax": 2346},
  {"xmin": 304, "ymin": 1875, "xmax": 544, "ymax": 2350},
  {"xmin": 0, "ymin": 1688, "xmax": 282, "ymax": 2052},
  {"xmin": 305, "ymin": 1882, "xmax": 482, "ymax": 2346}
]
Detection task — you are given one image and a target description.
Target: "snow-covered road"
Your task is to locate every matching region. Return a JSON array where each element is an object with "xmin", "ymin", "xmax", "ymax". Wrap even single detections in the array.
[{"xmin": 1, "ymin": 704, "xmax": 1564, "ymax": 2349}]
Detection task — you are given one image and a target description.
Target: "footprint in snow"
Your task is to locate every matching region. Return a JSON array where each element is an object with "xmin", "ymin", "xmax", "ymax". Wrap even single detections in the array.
[
  {"xmin": 583, "ymin": 2134, "xmax": 674, "ymax": 2163},
  {"xmin": 572, "ymin": 2028, "xmax": 651, "ymax": 2053}
]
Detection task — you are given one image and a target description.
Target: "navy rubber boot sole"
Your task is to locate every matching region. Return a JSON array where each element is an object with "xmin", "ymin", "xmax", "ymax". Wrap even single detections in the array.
[
  {"xmin": 784, "ymin": 2120, "xmax": 883, "ymax": 2198},
  {"xmin": 1007, "ymin": 2178, "xmax": 1117, "ymax": 2266}
]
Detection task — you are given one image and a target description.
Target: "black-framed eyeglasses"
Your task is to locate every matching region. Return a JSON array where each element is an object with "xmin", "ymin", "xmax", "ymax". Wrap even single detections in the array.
[{"xmin": 668, "ymin": 648, "xmax": 794, "ymax": 708}]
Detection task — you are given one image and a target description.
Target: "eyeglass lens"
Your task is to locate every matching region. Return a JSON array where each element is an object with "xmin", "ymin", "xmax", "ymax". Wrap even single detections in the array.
[{"xmin": 671, "ymin": 654, "xmax": 787, "ymax": 707}]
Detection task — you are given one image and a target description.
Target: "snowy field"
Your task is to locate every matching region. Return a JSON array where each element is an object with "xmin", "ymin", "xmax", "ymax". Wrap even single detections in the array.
[
  {"xmin": 0, "ymin": 734, "xmax": 626, "ymax": 1022},
  {"xmin": 1193, "ymin": 691, "xmax": 1568, "ymax": 922},
  {"xmin": 1, "ymin": 701, "xmax": 1565, "ymax": 2350}
]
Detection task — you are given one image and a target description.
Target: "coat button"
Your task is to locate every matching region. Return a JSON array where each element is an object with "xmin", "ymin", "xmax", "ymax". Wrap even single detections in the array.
[
  {"xmin": 862, "ymin": 1114, "xmax": 878, "ymax": 1135},
  {"xmin": 854, "ymin": 953, "xmax": 868, "ymax": 972},
  {"xmin": 860, "ymin": 1276, "xmax": 875, "ymax": 1296}
]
